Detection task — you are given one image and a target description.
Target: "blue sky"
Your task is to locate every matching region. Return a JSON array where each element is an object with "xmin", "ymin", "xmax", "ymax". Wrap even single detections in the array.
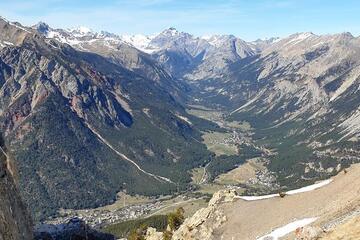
[{"xmin": 0, "ymin": 0, "xmax": 359, "ymax": 41}]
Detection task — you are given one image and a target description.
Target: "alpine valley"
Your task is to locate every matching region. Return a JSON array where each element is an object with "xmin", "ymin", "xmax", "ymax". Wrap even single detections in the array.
[{"xmin": 2, "ymin": 16, "xmax": 360, "ymax": 239}]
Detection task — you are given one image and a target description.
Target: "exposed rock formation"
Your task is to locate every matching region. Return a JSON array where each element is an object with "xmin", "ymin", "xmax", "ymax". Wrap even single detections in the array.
[
  {"xmin": 145, "ymin": 227, "xmax": 164, "ymax": 240},
  {"xmin": 0, "ymin": 136, "xmax": 33, "ymax": 240},
  {"xmin": 295, "ymin": 226, "xmax": 323, "ymax": 240},
  {"xmin": 143, "ymin": 190, "xmax": 237, "ymax": 240},
  {"xmin": 170, "ymin": 190, "xmax": 237, "ymax": 240}
]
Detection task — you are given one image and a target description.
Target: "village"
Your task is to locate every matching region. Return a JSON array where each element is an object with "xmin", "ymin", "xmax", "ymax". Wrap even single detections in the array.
[{"xmin": 41, "ymin": 201, "xmax": 164, "ymax": 229}]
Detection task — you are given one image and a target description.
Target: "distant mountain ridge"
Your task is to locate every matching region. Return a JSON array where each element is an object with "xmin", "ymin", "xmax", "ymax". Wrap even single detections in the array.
[{"xmin": 32, "ymin": 23, "xmax": 278, "ymax": 80}]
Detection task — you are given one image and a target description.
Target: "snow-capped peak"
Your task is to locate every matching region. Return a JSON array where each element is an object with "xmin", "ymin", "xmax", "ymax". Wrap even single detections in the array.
[
  {"xmin": 201, "ymin": 34, "xmax": 240, "ymax": 48},
  {"xmin": 120, "ymin": 34, "xmax": 154, "ymax": 52},
  {"xmin": 161, "ymin": 27, "xmax": 180, "ymax": 36},
  {"xmin": 33, "ymin": 22, "xmax": 50, "ymax": 34},
  {"xmin": 69, "ymin": 26, "xmax": 94, "ymax": 36}
]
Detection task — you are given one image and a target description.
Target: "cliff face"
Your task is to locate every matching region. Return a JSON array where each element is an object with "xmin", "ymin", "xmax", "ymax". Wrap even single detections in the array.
[{"xmin": 0, "ymin": 138, "xmax": 33, "ymax": 240}]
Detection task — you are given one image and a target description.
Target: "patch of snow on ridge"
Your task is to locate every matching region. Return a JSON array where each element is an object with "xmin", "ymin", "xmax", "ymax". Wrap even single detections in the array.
[
  {"xmin": 69, "ymin": 26, "xmax": 93, "ymax": 36},
  {"xmin": 3, "ymin": 41, "xmax": 14, "ymax": 46},
  {"xmin": 286, "ymin": 179, "xmax": 332, "ymax": 195},
  {"xmin": 237, "ymin": 179, "xmax": 332, "ymax": 201},
  {"xmin": 238, "ymin": 194, "xmax": 278, "ymax": 201},
  {"xmin": 76, "ymin": 26, "xmax": 92, "ymax": 34},
  {"xmin": 120, "ymin": 34, "xmax": 159, "ymax": 53},
  {"xmin": 257, "ymin": 218, "xmax": 318, "ymax": 240}
]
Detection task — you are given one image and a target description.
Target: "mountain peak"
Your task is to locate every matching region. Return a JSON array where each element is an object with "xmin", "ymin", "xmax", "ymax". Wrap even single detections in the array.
[
  {"xmin": 32, "ymin": 21, "xmax": 50, "ymax": 34},
  {"xmin": 161, "ymin": 27, "xmax": 181, "ymax": 36},
  {"xmin": 69, "ymin": 26, "xmax": 94, "ymax": 36},
  {"xmin": 339, "ymin": 31, "xmax": 354, "ymax": 38}
]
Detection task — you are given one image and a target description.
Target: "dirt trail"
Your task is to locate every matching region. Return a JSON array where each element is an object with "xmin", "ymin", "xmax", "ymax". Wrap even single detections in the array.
[{"xmin": 214, "ymin": 164, "xmax": 360, "ymax": 240}]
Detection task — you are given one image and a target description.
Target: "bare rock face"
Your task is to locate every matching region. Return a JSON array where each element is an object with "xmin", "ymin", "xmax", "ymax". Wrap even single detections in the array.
[
  {"xmin": 145, "ymin": 227, "xmax": 164, "ymax": 240},
  {"xmin": 171, "ymin": 190, "xmax": 237, "ymax": 240},
  {"xmin": 0, "ymin": 139, "xmax": 33, "ymax": 240},
  {"xmin": 295, "ymin": 226, "xmax": 323, "ymax": 240}
]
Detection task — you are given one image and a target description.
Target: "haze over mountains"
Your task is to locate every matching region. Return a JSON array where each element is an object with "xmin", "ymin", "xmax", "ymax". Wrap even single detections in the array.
[{"xmin": 1, "ymin": 15, "xmax": 360, "ymax": 232}]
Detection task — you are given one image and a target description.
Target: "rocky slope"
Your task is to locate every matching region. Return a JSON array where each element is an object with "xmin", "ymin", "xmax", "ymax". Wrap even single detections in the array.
[
  {"xmin": 164, "ymin": 164, "xmax": 360, "ymax": 240},
  {"xmin": 0, "ymin": 134, "xmax": 33, "ymax": 240},
  {"xmin": 146, "ymin": 28, "xmax": 264, "ymax": 80},
  {"xmin": 32, "ymin": 23, "xmax": 188, "ymax": 101}
]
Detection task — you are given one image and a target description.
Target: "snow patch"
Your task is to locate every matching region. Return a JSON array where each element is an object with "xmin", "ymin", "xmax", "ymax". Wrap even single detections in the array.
[
  {"xmin": 2, "ymin": 41, "xmax": 14, "ymax": 46},
  {"xmin": 237, "ymin": 179, "xmax": 332, "ymax": 201},
  {"xmin": 238, "ymin": 194, "xmax": 278, "ymax": 201},
  {"xmin": 69, "ymin": 26, "xmax": 94, "ymax": 37},
  {"xmin": 120, "ymin": 34, "xmax": 159, "ymax": 53},
  {"xmin": 257, "ymin": 218, "xmax": 318, "ymax": 240},
  {"xmin": 76, "ymin": 26, "xmax": 92, "ymax": 34},
  {"xmin": 286, "ymin": 179, "xmax": 332, "ymax": 195}
]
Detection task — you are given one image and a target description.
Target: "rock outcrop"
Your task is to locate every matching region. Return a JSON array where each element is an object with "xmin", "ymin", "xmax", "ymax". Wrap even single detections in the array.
[
  {"xmin": 145, "ymin": 227, "xmax": 164, "ymax": 240},
  {"xmin": 295, "ymin": 226, "xmax": 323, "ymax": 240},
  {"xmin": 170, "ymin": 190, "xmax": 237, "ymax": 240},
  {"xmin": 143, "ymin": 190, "xmax": 237, "ymax": 240}
]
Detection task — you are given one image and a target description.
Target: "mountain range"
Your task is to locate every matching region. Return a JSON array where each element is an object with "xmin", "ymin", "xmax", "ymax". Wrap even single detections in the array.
[{"xmin": 1, "ymin": 16, "xmax": 360, "ymax": 223}]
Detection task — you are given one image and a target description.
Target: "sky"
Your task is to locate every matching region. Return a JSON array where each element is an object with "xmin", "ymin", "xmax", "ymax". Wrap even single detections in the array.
[{"xmin": 0, "ymin": 0, "xmax": 359, "ymax": 41}]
